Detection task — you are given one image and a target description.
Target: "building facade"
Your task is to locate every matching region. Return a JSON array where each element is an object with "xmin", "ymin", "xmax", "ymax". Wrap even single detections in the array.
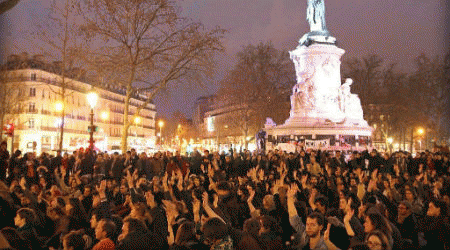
[{"xmin": 3, "ymin": 68, "xmax": 157, "ymax": 155}]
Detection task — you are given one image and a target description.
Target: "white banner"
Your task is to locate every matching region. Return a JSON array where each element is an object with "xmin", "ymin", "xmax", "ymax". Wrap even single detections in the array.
[
  {"xmin": 305, "ymin": 139, "xmax": 330, "ymax": 149},
  {"xmin": 277, "ymin": 143, "xmax": 297, "ymax": 153}
]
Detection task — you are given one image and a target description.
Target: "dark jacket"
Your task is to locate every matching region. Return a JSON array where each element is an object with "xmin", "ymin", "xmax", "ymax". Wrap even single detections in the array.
[
  {"xmin": 17, "ymin": 223, "xmax": 42, "ymax": 250},
  {"xmin": 117, "ymin": 230, "xmax": 167, "ymax": 250}
]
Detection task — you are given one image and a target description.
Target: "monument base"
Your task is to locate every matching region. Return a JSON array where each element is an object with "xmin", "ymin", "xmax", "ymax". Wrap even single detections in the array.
[{"xmin": 264, "ymin": 121, "xmax": 373, "ymax": 151}]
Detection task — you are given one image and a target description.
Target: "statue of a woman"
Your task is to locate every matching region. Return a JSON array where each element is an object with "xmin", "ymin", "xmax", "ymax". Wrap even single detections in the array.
[{"xmin": 307, "ymin": 0, "xmax": 327, "ymax": 33}]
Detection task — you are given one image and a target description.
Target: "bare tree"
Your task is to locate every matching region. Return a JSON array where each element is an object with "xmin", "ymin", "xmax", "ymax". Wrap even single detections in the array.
[
  {"xmin": 343, "ymin": 53, "xmax": 450, "ymax": 147},
  {"xmin": 0, "ymin": 60, "xmax": 28, "ymax": 140},
  {"xmin": 77, "ymin": 0, "xmax": 225, "ymax": 152},
  {"xmin": 0, "ymin": 0, "xmax": 20, "ymax": 15},
  {"xmin": 342, "ymin": 54, "xmax": 384, "ymax": 106},
  {"xmin": 217, "ymin": 42, "xmax": 294, "ymax": 148},
  {"xmin": 34, "ymin": 0, "xmax": 88, "ymax": 151},
  {"xmin": 406, "ymin": 53, "xmax": 450, "ymax": 141}
]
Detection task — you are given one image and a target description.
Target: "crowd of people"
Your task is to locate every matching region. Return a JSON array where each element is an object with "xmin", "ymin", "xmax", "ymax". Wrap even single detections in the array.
[{"xmin": 0, "ymin": 140, "xmax": 449, "ymax": 250}]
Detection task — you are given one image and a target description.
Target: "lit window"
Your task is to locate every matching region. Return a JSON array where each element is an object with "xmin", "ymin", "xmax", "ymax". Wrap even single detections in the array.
[
  {"xmin": 29, "ymin": 103, "xmax": 36, "ymax": 112},
  {"xmin": 29, "ymin": 87, "xmax": 36, "ymax": 97},
  {"xmin": 28, "ymin": 119, "xmax": 35, "ymax": 129}
]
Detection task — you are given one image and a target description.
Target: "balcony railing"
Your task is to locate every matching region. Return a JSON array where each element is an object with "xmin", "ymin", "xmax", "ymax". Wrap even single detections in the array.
[{"xmin": 26, "ymin": 109, "xmax": 38, "ymax": 114}]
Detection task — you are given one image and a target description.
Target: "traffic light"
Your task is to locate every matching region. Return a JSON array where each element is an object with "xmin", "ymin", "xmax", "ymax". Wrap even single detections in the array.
[
  {"xmin": 5, "ymin": 123, "xmax": 14, "ymax": 136},
  {"xmin": 88, "ymin": 125, "xmax": 99, "ymax": 133}
]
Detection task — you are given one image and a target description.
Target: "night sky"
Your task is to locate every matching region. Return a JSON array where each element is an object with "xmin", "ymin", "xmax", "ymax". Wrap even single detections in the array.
[{"xmin": 1, "ymin": 0, "xmax": 448, "ymax": 119}]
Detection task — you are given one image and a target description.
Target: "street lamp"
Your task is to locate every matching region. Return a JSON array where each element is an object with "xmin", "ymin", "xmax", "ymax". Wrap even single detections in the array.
[
  {"xmin": 54, "ymin": 101, "xmax": 64, "ymax": 112},
  {"xmin": 134, "ymin": 116, "xmax": 141, "ymax": 125},
  {"xmin": 101, "ymin": 111, "xmax": 109, "ymax": 122},
  {"xmin": 417, "ymin": 128, "xmax": 424, "ymax": 136},
  {"xmin": 86, "ymin": 88, "xmax": 98, "ymax": 150}
]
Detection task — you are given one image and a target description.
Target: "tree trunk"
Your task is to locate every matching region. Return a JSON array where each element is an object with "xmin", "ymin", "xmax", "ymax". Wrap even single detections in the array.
[
  {"xmin": 0, "ymin": 114, "xmax": 4, "ymax": 140},
  {"xmin": 59, "ymin": 100, "xmax": 65, "ymax": 151},
  {"xmin": 121, "ymin": 85, "xmax": 132, "ymax": 153}
]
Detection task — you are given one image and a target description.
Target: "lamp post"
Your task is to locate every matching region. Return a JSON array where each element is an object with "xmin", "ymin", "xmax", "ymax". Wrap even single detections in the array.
[
  {"xmin": 158, "ymin": 120, "xmax": 164, "ymax": 145},
  {"xmin": 86, "ymin": 89, "xmax": 98, "ymax": 151}
]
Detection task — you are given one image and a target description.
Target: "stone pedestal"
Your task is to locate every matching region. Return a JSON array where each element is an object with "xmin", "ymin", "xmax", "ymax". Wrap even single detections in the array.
[
  {"xmin": 264, "ymin": 42, "xmax": 373, "ymax": 150},
  {"xmin": 287, "ymin": 43, "xmax": 345, "ymax": 124}
]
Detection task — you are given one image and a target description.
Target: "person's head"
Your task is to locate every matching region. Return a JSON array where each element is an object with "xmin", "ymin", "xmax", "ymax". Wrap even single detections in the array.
[
  {"xmin": 15, "ymin": 208, "xmax": 35, "ymax": 228},
  {"xmin": 258, "ymin": 215, "xmax": 281, "ymax": 235},
  {"xmin": 306, "ymin": 212, "xmax": 325, "ymax": 238},
  {"xmin": 243, "ymin": 218, "xmax": 260, "ymax": 237},
  {"xmin": 174, "ymin": 221, "xmax": 196, "ymax": 245},
  {"xmin": 202, "ymin": 218, "xmax": 229, "ymax": 245},
  {"xmin": 95, "ymin": 219, "xmax": 116, "ymax": 241},
  {"xmin": 83, "ymin": 186, "xmax": 92, "ymax": 197},
  {"xmin": 365, "ymin": 230, "xmax": 391, "ymax": 250},
  {"xmin": 47, "ymin": 207, "xmax": 65, "ymax": 221},
  {"xmin": 130, "ymin": 202, "xmax": 150, "ymax": 221},
  {"xmin": 339, "ymin": 197, "xmax": 348, "ymax": 211},
  {"xmin": 66, "ymin": 198, "xmax": 87, "ymax": 221},
  {"xmin": 314, "ymin": 196, "xmax": 328, "ymax": 214},
  {"xmin": 397, "ymin": 201, "xmax": 412, "ymax": 217},
  {"xmin": 404, "ymin": 189, "xmax": 416, "ymax": 201},
  {"xmin": 216, "ymin": 181, "xmax": 232, "ymax": 196},
  {"xmin": 62, "ymin": 231, "xmax": 85, "ymax": 250},
  {"xmin": 122, "ymin": 217, "xmax": 148, "ymax": 238},
  {"xmin": 90, "ymin": 214, "xmax": 99, "ymax": 229},
  {"xmin": 0, "ymin": 141, "xmax": 7, "ymax": 150},
  {"xmin": 364, "ymin": 212, "xmax": 390, "ymax": 235},
  {"xmin": 263, "ymin": 194, "xmax": 276, "ymax": 211}
]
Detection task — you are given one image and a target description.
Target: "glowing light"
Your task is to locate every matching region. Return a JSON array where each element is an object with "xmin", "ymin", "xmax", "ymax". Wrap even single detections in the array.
[
  {"xmin": 417, "ymin": 128, "xmax": 424, "ymax": 135},
  {"xmin": 207, "ymin": 117, "xmax": 214, "ymax": 132},
  {"xmin": 54, "ymin": 102, "xmax": 64, "ymax": 112},
  {"xmin": 101, "ymin": 111, "xmax": 109, "ymax": 121},
  {"xmin": 158, "ymin": 120, "xmax": 164, "ymax": 128},
  {"xmin": 86, "ymin": 91, "xmax": 98, "ymax": 109},
  {"xmin": 54, "ymin": 118, "xmax": 62, "ymax": 127},
  {"xmin": 387, "ymin": 137, "xmax": 393, "ymax": 144},
  {"xmin": 134, "ymin": 117, "xmax": 141, "ymax": 125}
]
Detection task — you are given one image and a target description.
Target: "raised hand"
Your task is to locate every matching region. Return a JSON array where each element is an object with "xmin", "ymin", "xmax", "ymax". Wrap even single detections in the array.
[
  {"xmin": 193, "ymin": 197, "xmax": 201, "ymax": 213},
  {"xmin": 162, "ymin": 200, "xmax": 178, "ymax": 224},
  {"xmin": 247, "ymin": 188, "xmax": 255, "ymax": 203},
  {"xmin": 202, "ymin": 192, "xmax": 210, "ymax": 208},
  {"xmin": 301, "ymin": 175, "xmax": 308, "ymax": 188},
  {"xmin": 19, "ymin": 177, "xmax": 26, "ymax": 189},
  {"xmin": 133, "ymin": 169, "xmax": 139, "ymax": 180},
  {"xmin": 213, "ymin": 193, "xmax": 219, "ymax": 208},
  {"xmin": 145, "ymin": 191, "xmax": 156, "ymax": 208},
  {"xmin": 126, "ymin": 170, "xmax": 134, "ymax": 188},
  {"xmin": 287, "ymin": 184, "xmax": 298, "ymax": 200},
  {"xmin": 371, "ymin": 169, "xmax": 378, "ymax": 181},
  {"xmin": 324, "ymin": 223, "xmax": 331, "ymax": 242},
  {"xmin": 344, "ymin": 202, "xmax": 354, "ymax": 223}
]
